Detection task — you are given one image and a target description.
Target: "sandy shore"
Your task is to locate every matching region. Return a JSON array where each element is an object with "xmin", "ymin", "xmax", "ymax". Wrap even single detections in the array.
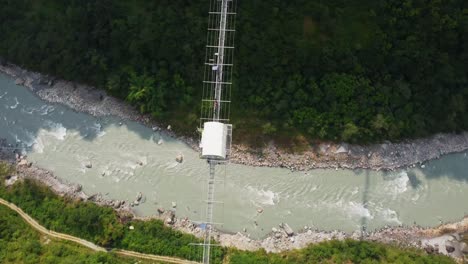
[{"xmin": 1, "ymin": 63, "xmax": 468, "ymax": 171}]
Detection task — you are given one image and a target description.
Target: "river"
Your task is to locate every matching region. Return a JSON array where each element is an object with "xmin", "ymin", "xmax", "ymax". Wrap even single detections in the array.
[{"xmin": 1, "ymin": 73, "xmax": 468, "ymax": 239}]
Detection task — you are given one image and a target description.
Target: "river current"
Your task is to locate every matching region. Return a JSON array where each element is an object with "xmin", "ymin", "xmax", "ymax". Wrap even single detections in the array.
[{"xmin": 1, "ymin": 73, "xmax": 468, "ymax": 238}]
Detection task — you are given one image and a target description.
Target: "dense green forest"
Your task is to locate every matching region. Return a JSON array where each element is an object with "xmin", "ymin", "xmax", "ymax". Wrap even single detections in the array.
[
  {"xmin": 0, "ymin": 162, "xmax": 460, "ymax": 263},
  {"xmin": 0, "ymin": 1, "xmax": 467, "ymax": 145}
]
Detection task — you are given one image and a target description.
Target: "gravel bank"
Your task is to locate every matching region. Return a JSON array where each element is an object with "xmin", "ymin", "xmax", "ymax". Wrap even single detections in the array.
[{"xmin": 2, "ymin": 63, "xmax": 468, "ymax": 171}]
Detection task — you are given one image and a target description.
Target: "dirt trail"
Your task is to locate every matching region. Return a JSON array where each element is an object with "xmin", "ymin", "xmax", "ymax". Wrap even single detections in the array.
[{"xmin": 0, "ymin": 198, "xmax": 200, "ymax": 264}]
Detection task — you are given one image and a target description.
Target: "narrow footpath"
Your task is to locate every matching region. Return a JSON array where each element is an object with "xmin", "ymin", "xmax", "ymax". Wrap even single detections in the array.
[{"xmin": 0, "ymin": 198, "xmax": 200, "ymax": 264}]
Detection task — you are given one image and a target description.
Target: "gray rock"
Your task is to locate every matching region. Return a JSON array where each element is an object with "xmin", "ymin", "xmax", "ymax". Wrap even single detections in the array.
[
  {"xmin": 18, "ymin": 159, "xmax": 28, "ymax": 166},
  {"xmin": 85, "ymin": 162, "xmax": 92, "ymax": 169},
  {"xmin": 15, "ymin": 78, "xmax": 24, "ymax": 85},
  {"xmin": 175, "ymin": 154, "xmax": 183, "ymax": 163},
  {"xmin": 172, "ymin": 201, "xmax": 177, "ymax": 208},
  {"xmin": 425, "ymin": 244, "xmax": 434, "ymax": 254},
  {"xmin": 460, "ymin": 242, "xmax": 468, "ymax": 254},
  {"xmin": 113, "ymin": 200, "xmax": 122, "ymax": 209},
  {"xmin": 445, "ymin": 241, "xmax": 455, "ymax": 253},
  {"xmin": 282, "ymin": 223, "xmax": 294, "ymax": 237},
  {"xmin": 335, "ymin": 145, "xmax": 348, "ymax": 154},
  {"xmin": 136, "ymin": 192, "xmax": 143, "ymax": 202}
]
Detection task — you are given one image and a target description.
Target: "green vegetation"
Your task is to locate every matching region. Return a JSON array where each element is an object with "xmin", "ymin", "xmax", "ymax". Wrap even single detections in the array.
[
  {"xmin": 0, "ymin": 162, "xmax": 457, "ymax": 263},
  {"xmin": 228, "ymin": 240, "xmax": 456, "ymax": 264},
  {"xmin": 0, "ymin": 1, "xmax": 467, "ymax": 145},
  {"xmin": 0, "ymin": 206, "xmax": 147, "ymax": 264},
  {"xmin": 0, "ymin": 163, "xmax": 220, "ymax": 263}
]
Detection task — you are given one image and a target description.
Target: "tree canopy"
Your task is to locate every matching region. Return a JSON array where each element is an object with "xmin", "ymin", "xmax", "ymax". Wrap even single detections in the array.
[{"xmin": 0, "ymin": 0, "xmax": 467, "ymax": 144}]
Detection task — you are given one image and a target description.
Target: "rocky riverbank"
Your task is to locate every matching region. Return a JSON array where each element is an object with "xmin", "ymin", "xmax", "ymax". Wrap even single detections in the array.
[
  {"xmin": 2, "ymin": 157, "xmax": 466, "ymax": 261},
  {"xmin": 2, "ymin": 62, "xmax": 468, "ymax": 171}
]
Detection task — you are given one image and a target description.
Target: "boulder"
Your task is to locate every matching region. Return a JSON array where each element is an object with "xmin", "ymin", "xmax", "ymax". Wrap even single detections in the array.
[
  {"xmin": 172, "ymin": 201, "xmax": 177, "ymax": 208},
  {"xmin": 445, "ymin": 241, "xmax": 455, "ymax": 253},
  {"xmin": 335, "ymin": 145, "xmax": 348, "ymax": 154},
  {"xmin": 38, "ymin": 78, "xmax": 48, "ymax": 85},
  {"xmin": 282, "ymin": 223, "xmax": 294, "ymax": 237},
  {"xmin": 274, "ymin": 232, "xmax": 282, "ymax": 239},
  {"xmin": 157, "ymin": 208, "xmax": 165, "ymax": 215},
  {"xmin": 15, "ymin": 78, "xmax": 24, "ymax": 85},
  {"xmin": 158, "ymin": 139, "xmax": 164, "ymax": 145},
  {"xmin": 424, "ymin": 244, "xmax": 434, "ymax": 254},
  {"xmin": 175, "ymin": 154, "xmax": 184, "ymax": 163},
  {"xmin": 85, "ymin": 162, "xmax": 92, "ymax": 169},
  {"xmin": 136, "ymin": 192, "xmax": 143, "ymax": 202},
  {"xmin": 18, "ymin": 159, "xmax": 28, "ymax": 166},
  {"xmin": 166, "ymin": 217, "xmax": 174, "ymax": 225},
  {"xmin": 257, "ymin": 208, "xmax": 264, "ymax": 214},
  {"xmin": 460, "ymin": 242, "xmax": 468, "ymax": 254},
  {"xmin": 167, "ymin": 125, "xmax": 172, "ymax": 130},
  {"xmin": 113, "ymin": 200, "xmax": 122, "ymax": 209}
]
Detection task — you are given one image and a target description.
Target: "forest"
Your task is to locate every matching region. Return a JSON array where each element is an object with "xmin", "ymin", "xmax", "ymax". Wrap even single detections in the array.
[
  {"xmin": 0, "ymin": 162, "xmax": 459, "ymax": 263},
  {"xmin": 0, "ymin": 0, "xmax": 467, "ymax": 144}
]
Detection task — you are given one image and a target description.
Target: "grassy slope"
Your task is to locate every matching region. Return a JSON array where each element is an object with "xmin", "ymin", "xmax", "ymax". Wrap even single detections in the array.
[{"xmin": 0, "ymin": 206, "xmax": 161, "ymax": 264}]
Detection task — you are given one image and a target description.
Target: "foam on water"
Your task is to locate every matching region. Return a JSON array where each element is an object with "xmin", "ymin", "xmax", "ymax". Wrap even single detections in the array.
[
  {"xmin": 246, "ymin": 186, "xmax": 280, "ymax": 206},
  {"xmin": 38, "ymin": 105, "xmax": 55, "ymax": 115},
  {"xmin": 21, "ymin": 106, "xmax": 34, "ymax": 115},
  {"xmin": 0, "ymin": 91, "xmax": 7, "ymax": 98},
  {"xmin": 378, "ymin": 208, "xmax": 402, "ymax": 225},
  {"xmin": 345, "ymin": 201, "xmax": 374, "ymax": 220},
  {"xmin": 43, "ymin": 121, "xmax": 67, "ymax": 140},
  {"xmin": 32, "ymin": 137, "xmax": 45, "ymax": 153},
  {"xmin": 91, "ymin": 122, "xmax": 106, "ymax": 138},
  {"xmin": 9, "ymin": 97, "xmax": 19, "ymax": 109},
  {"xmin": 384, "ymin": 171, "xmax": 409, "ymax": 196}
]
